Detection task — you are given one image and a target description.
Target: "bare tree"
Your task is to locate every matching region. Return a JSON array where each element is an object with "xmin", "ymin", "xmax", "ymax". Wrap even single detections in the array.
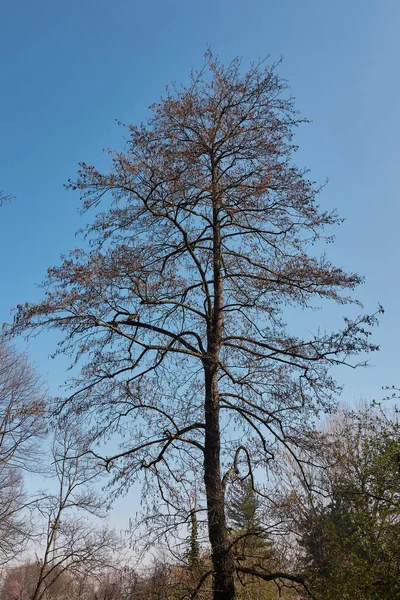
[
  {"xmin": 30, "ymin": 427, "xmax": 122, "ymax": 600},
  {"xmin": 14, "ymin": 52, "xmax": 380, "ymax": 600},
  {"xmin": 0, "ymin": 560, "xmax": 111, "ymax": 600},
  {"xmin": 0, "ymin": 334, "xmax": 46, "ymax": 469},
  {"xmin": 0, "ymin": 561, "xmax": 40, "ymax": 600},
  {"xmin": 0, "ymin": 470, "xmax": 29, "ymax": 565},
  {"xmin": 0, "ymin": 335, "xmax": 47, "ymax": 563}
]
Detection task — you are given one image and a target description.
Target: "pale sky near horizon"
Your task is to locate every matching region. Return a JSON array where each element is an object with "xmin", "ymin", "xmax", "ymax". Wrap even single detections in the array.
[{"xmin": 1, "ymin": 0, "xmax": 400, "ymax": 533}]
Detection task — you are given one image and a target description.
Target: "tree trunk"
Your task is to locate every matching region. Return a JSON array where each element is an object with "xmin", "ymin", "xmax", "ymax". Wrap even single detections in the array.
[
  {"xmin": 203, "ymin": 157, "xmax": 235, "ymax": 599},
  {"xmin": 204, "ymin": 363, "xmax": 236, "ymax": 600}
]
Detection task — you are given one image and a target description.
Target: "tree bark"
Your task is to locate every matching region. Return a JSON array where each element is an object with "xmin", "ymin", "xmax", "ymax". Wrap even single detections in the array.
[
  {"xmin": 204, "ymin": 364, "xmax": 236, "ymax": 600},
  {"xmin": 203, "ymin": 165, "xmax": 236, "ymax": 600}
]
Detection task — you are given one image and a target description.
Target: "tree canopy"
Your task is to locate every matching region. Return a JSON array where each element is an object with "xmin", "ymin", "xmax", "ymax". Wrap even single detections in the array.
[{"xmin": 13, "ymin": 52, "xmax": 380, "ymax": 600}]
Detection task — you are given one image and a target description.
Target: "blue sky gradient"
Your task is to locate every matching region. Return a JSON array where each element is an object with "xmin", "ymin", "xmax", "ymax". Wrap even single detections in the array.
[{"xmin": 1, "ymin": 1, "xmax": 399, "ymax": 424}]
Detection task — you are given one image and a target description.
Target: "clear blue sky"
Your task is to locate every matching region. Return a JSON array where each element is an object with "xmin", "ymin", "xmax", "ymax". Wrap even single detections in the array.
[{"xmin": 1, "ymin": 1, "xmax": 399, "ymax": 403}]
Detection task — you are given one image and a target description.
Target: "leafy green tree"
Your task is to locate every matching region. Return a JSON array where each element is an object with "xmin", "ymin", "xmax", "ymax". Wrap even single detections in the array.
[
  {"xmin": 227, "ymin": 481, "xmax": 291, "ymax": 600},
  {"xmin": 227, "ymin": 480, "xmax": 272, "ymax": 556},
  {"xmin": 228, "ymin": 481, "xmax": 261, "ymax": 535},
  {"xmin": 300, "ymin": 407, "xmax": 400, "ymax": 600},
  {"xmin": 186, "ymin": 508, "xmax": 201, "ymax": 571}
]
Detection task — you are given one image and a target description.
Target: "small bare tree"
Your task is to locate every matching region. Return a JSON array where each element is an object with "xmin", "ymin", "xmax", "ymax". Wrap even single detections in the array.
[
  {"xmin": 0, "ymin": 335, "xmax": 47, "ymax": 563},
  {"xmin": 0, "ymin": 334, "xmax": 46, "ymax": 468},
  {"xmin": 0, "ymin": 470, "xmax": 28, "ymax": 565},
  {"xmin": 30, "ymin": 428, "xmax": 122, "ymax": 600},
  {"xmin": 0, "ymin": 560, "xmax": 39, "ymax": 600},
  {"xmin": 14, "ymin": 52, "xmax": 379, "ymax": 599}
]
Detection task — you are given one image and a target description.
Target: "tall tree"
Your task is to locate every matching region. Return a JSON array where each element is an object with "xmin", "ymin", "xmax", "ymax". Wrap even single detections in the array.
[{"xmin": 14, "ymin": 53, "xmax": 379, "ymax": 600}]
